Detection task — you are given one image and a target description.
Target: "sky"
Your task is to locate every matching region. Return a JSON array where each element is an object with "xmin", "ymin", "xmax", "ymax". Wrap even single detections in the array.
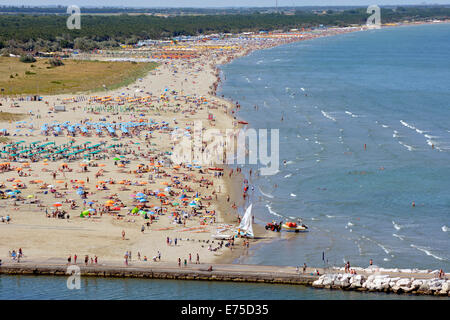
[{"xmin": 0, "ymin": 1, "xmax": 449, "ymax": 8}]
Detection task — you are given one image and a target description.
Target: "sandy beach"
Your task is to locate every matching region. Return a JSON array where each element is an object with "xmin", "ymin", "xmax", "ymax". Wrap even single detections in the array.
[{"xmin": 0, "ymin": 37, "xmax": 290, "ymax": 266}]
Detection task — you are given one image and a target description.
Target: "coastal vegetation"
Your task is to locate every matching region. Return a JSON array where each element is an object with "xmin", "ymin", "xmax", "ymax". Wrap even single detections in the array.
[
  {"xmin": 0, "ymin": 7, "xmax": 448, "ymax": 54},
  {"xmin": 0, "ymin": 57, "xmax": 158, "ymax": 95}
]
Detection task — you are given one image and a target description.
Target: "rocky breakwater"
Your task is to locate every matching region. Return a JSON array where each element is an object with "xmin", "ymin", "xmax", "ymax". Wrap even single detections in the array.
[{"xmin": 312, "ymin": 273, "xmax": 450, "ymax": 296}]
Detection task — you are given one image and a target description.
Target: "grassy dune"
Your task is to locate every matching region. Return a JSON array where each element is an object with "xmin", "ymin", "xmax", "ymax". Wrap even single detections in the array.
[{"xmin": 0, "ymin": 57, "xmax": 158, "ymax": 95}]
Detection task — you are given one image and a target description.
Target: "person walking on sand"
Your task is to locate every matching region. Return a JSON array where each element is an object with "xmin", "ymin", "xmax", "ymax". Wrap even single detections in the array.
[
  {"xmin": 122, "ymin": 230, "xmax": 126, "ymax": 240},
  {"xmin": 178, "ymin": 258, "xmax": 181, "ymax": 267},
  {"xmin": 84, "ymin": 255, "xmax": 89, "ymax": 266},
  {"xmin": 74, "ymin": 254, "xmax": 77, "ymax": 264},
  {"xmin": 196, "ymin": 253, "xmax": 200, "ymax": 264},
  {"xmin": 189, "ymin": 253, "xmax": 192, "ymax": 264},
  {"xmin": 67, "ymin": 255, "xmax": 71, "ymax": 265},
  {"xmin": 141, "ymin": 225, "xmax": 145, "ymax": 233}
]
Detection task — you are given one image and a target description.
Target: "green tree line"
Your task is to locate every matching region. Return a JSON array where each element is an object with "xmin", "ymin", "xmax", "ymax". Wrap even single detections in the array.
[{"xmin": 0, "ymin": 7, "xmax": 448, "ymax": 54}]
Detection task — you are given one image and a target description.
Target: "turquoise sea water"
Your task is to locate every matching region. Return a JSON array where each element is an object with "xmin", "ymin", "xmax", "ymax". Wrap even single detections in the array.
[
  {"xmin": 1, "ymin": 24, "xmax": 449, "ymax": 300},
  {"xmin": 220, "ymin": 23, "xmax": 450, "ymax": 271}
]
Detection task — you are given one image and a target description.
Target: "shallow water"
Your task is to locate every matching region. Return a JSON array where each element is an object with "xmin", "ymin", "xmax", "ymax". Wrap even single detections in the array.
[
  {"xmin": 219, "ymin": 24, "xmax": 450, "ymax": 270},
  {"xmin": 0, "ymin": 274, "xmax": 443, "ymax": 300}
]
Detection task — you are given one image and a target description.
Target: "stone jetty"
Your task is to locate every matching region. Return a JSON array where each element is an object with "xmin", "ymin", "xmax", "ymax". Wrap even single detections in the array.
[{"xmin": 0, "ymin": 260, "xmax": 448, "ymax": 297}]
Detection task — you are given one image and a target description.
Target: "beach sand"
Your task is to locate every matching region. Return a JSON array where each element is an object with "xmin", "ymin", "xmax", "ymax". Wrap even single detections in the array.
[{"xmin": 0, "ymin": 48, "xmax": 279, "ymax": 266}]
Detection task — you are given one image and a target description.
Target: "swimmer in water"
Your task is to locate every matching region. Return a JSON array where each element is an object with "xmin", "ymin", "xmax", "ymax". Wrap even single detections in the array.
[{"xmin": 283, "ymin": 160, "xmax": 287, "ymax": 165}]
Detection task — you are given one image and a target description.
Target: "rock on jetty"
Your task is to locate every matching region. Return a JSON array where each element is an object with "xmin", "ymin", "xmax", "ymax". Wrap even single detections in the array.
[{"xmin": 313, "ymin": 273, "xmax": 450, "ymax": 296}]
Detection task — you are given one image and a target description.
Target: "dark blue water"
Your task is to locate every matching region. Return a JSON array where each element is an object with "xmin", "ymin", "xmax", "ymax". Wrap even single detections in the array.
[
  {"xmin": 0, "ymin": 274, "xmax": 442, "ymax": 300},
  {"xmin": 220, "ymin": 24, "xmax": 450, "ymax": 270}
]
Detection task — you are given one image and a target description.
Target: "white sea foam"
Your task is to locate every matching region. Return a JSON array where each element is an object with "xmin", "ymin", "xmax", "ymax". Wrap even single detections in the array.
[
  {"xmin": 300, "ymin": 87, "xmax": 305, "ymax": 92},
  {"xmin": 442, "ymin": 225, "xmax": 448, "ymax": 232},
  {"xmin": 393, "ymin": 233, "xmax": 405, "ymax": 241},
  {"xmin": 265, "ymin": 204, "xmax": 282, "ymax": 217},
  {"xmin": 345, "ymin": 111, "xmax": 359, "ymax": 118},
  {"xmin": 392, "ymin": 221, "xmax": 402, "ymax": 230},
  {"xmin": 381, "ymin": 124, "xmax": 389, "ymax": 128},
  {"xmin": 290, "ymin": 193, "xmax": 297, "ymax": 197},
  {"xmin": 284, "ymin": 174, "xmax": 292, "ymax": 178},
  {"xmin": 393, "ymin": 130, "xmax": 400, "ymax": 138},
  {"xmin": 258, "ymin": 187, "xmax": 274, "ymax": 199},
  {"xmin": 321, "ymin": 110, "xmax": 336, "ymax": 122},
  {"xmin": 326, "ymin": 215, "xmax": 335, "ymax": 218},
  {"xmin": 398, "ymin": 141, "xmax": 414, "ymax": 151},
  {"xmin": 377, "ymin": 243, "xmax": 391, "ymax": 255},
  {"xmin": 347, "ymin": 222, "xmax": 354, "ymax": 227},
  {"xmin": 410, "ymin": 244, "xmax": 445, "ymax": 261},
  {"xmin": 400, "ymin": 120, "xmax": 416, "ymax": 130}
]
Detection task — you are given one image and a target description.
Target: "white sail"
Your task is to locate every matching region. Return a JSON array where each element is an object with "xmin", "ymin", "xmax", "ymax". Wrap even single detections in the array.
[{"xmin": 238, "ymin": 204, "xmax": 254, "ymax": 238}]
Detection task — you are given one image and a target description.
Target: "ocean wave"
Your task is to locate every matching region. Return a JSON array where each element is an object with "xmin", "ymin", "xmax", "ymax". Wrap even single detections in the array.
[
  {"xmin": 347, "ymin": 222, "xmax": 354, "ymax": 227},
  {"xmin": 300, "ymin": 87, "xmax": 305, "ymax": 92},
  {"xmin": 326, "ymin": 215, "xmax": 335, "ymax": 218},
  {"xmin": 442, "ymin": 225, "xmax": 448, "ymax": 232},
  {"xmin": 265, "ymin": 204, "xmax": 282, "ymax": 217},
  {"xmin": 345, "ymin": 111, "xmax": 360, "ymax": 118},
  {"xmin": 410, "ymin": 244, "xmax": 445, "ymax": 261},
  {"xmin": 377, "ymin": 242, "xmax": 391, "ymax": 255},
  {"xmin": 290, "ymin": 193, "xmax": 297, "ymax": 197},
  {"xmin": 400, "ymin": 120, "xmax": 416, "ymax": 130},
  {"xmin": 392, "ymin": 221, "xmax": 402, "ymax": 230},
  {"xmin": 398, "ymin": 141, "xmax": 414, "ymax": 151},
  {"xmin": 381, "ymin": 124, "xmax": 389, "ymax": 128},
  {"xmin": 258, "ymin": 187, "xmax": 274, "ymax": 199},
  {"xmin": 321, "ymin": 110, "xmax": 336, "ymax": 122},
  {"xmin": 284, "ymin": 174, "xmax": 292, "ymax": 178},
  {"xmin": 393, "ymin": 130, "xmax": 400, "ymax": 138},
  {"xmin": 392, "ymin": 233, "xmax": 404, "ymax": 241}
]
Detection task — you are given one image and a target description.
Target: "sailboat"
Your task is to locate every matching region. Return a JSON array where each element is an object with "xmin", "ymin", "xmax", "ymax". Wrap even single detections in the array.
[{"xmin": 237, "ymin": 204, "xmax": 254, "ymax": 238}]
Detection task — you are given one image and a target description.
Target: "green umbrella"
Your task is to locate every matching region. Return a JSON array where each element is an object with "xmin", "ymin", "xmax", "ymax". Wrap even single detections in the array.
[{"xmin": 113, "ymin": 157, "xmax": 120, "ymax": 161}]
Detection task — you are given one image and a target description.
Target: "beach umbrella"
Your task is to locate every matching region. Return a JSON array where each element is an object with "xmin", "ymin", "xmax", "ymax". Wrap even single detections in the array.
[
  {"xmin": 113, "ymin": 157, "xmax": 120, "ymax": 161},
  {"xmin": 53, "ymin": 203, "xmax": 62, "ymax": 207}
]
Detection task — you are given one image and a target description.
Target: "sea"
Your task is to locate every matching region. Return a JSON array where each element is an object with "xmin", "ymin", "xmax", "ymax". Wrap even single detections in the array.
[
  {"xmin": 1, "ymin": 23, "xmax": 449, "ymax": 300},
  {"xmin": 220, "ymin": 23, "xmax": 450, "ymax": 271}
]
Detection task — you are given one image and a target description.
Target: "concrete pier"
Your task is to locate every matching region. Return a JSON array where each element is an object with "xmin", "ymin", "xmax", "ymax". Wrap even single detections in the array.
[{"xmin": 0, "ymin": 259, "xmax": 448, "ymax": 297}]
